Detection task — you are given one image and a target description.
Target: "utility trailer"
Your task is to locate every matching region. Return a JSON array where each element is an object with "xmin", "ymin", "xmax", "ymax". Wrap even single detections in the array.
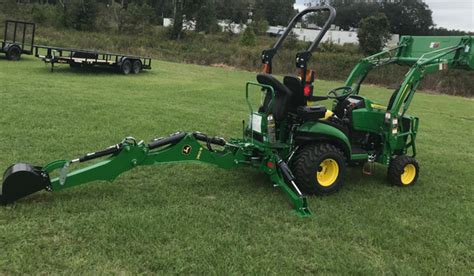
[
  {"xmin": 0, "ymin": 20, "xmax": 35, "ymax": 60},
  {"xmin": 34, "ymin": 45, "xmax": 152, "ymax": 74}
]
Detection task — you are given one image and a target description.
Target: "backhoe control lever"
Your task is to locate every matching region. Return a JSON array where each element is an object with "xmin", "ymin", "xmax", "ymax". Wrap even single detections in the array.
[
  {"xmin": 75, "ymin": 144, "xmax": 123, "ymax": 163},
  {"xmin": 276, "ymin": 157, "xmax": 303, "ymax": 197}
]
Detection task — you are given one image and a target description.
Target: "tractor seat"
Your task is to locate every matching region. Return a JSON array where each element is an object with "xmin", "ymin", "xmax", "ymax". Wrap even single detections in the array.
[
  {"xmin": 297, "ymin": 106, "xmax": 327, "ymax": 121},
  {"xmin": 256, "ymin": 73, "xmax": 293, "ymax": 122},
  {"xmin": 284, "ymin": 75, "xmax": 306, "ymax": 112}
]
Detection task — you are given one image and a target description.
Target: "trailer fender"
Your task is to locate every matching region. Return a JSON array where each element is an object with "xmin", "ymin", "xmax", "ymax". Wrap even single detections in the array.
[{"xmin": 295, "ymin": 122, "xmax": 351, "ymax": 158}]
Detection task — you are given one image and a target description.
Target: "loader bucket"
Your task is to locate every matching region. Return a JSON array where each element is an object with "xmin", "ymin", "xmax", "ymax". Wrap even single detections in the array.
[{"xmin": 0, "ymin": 163, "xmax": 50, "ymax": 204}]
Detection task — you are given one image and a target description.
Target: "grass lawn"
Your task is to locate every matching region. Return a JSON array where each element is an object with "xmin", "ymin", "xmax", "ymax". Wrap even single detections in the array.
[{"xmin": 0, "ymin": 57, "xmax": 473, "ymax": 274}]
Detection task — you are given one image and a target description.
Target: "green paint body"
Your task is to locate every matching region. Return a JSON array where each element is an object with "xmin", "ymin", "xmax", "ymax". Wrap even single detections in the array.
[
  {"xmin": 38, "ymin": 36, "xmax": 473, "ymax": 216},
  {"xmin": 344, "ymin": 35, "xmax": 473, "ymax": 164}
]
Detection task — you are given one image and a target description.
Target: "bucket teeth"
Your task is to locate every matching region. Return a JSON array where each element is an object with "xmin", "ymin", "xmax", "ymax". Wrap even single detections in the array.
[{"xmin": 1, "ymin": 163, "xmax": 51, "ymax": 205}]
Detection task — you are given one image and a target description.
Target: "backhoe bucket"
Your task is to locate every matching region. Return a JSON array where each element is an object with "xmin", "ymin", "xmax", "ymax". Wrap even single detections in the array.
[{"xmin": 0, "ymin": 163, "xmax": 51, "ymax": 204}]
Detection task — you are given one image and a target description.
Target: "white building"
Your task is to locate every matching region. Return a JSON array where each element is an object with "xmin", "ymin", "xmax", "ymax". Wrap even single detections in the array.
[
  {"xmin": 306, "ymin": 0, "xmax": 402, "ymax": 5},
  {"xmin": 164, "ymin": 18, "xmax": 245, "ymax": 34},
  {"xmin": 164, "ymin": 18, "xmax": 399, "ymax": 46},
  {"xmin": 294, "ymin": 27, "xmax": 399, "ymax": 45},
  {"xmin": 268, "ymin": 25, "xmax": 399, "ymax": 46}
]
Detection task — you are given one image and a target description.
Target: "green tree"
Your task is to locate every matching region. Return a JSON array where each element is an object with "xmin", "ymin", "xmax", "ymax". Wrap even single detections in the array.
[
  {"xmin": 240, "ymin": 26, "xmax": 256, "ymax": 46},
  {"xmin": 61, "ymin": 0, "xmax": 99, "ymax": 30},
  {"xmin": 195, "ymin": 0, "xmax": 218, "ymax": 33},
  {"xmin": 254, "ymin": 0, "xmax": 296, "ymax": 26},
  {"xmin": 169, "ymin": 0, "xmax": 217, "ymax": 39},
  {"xmin": 119, "ymin": 3, "xmax": 155, "ymax": 34},
  {"xmin": 215, "ymin": 0, "xmax": 251, "ymax": 23},
  {"xmin": 306, "ymin": 2, "xmax": 381, "ymax": 31},
  {"xmin": 357, "ymin": 13, "xmax": 391, "ymax": 55},
  {"xmin": 430, "ymin": 27, "xmax": 470, "ymax": 36},
  {"xmin": 169, "ymin": 0, "xmax": 185, "ymax": 39},
  {"xmin": 150, "ymin": 0, "xmax": 175, "ymax": 24},
  {"xmin": 308, "ymin": 0, "xmax": 434, "ymax": 35},
  {"xmin": 249, "ymin": 19, "xmax": 268, "ymax": 35},
  {"xmin": 382, "ymin": 0, "xmax": 434, "ymax": 35}
]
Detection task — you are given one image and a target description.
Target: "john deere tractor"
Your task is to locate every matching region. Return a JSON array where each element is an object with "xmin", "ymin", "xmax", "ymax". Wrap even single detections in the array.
[{"xmin": 1, "ymin": 6, "xmax": 473, "ymax": 216}]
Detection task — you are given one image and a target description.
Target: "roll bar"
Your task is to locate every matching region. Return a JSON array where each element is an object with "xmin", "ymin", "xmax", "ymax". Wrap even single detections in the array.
[{"xmin": 261, "ymin": 6, "xmax": 336, "ymax": 74}]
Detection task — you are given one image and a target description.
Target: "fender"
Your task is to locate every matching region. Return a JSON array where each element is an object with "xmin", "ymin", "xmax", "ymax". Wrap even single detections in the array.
[{"xmin": 295, "ymin": 121, "xmax": 351, "ymax": 158}]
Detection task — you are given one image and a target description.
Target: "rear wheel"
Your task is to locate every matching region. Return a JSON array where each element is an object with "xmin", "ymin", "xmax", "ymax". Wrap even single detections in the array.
[
  {"xmin": 69, "ymin": 62, "xmax": 82, "ymax": 68},
  {"xmin": 388, "ymin": 155, "xmax": 419, "ymax": 187},
  {"xmin": 293, "ymin": 143, "xmax": 346, "ymax": 195},
  {"xmin": 132, "ymin": 60, "xmax": 142, "ymax": 74},
  {"xmin": 6, "ymin": 45, "xmax": 21, "ymax": 61},
  {"xmin": 121, "ymin": 59, "xmax": 132, "ymax": 75}
]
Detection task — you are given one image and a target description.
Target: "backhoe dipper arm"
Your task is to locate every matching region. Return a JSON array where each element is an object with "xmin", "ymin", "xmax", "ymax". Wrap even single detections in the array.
[
  {"xmin": 1, "ymin": 132, "xmax": 311, "ymax": 217},
  {"xmin": 44, "ymin": 133, "xmax": 243, "ymax": 192}
]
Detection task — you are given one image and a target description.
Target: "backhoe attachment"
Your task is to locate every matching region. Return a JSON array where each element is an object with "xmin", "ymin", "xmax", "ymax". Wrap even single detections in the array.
[{"xmin": 0, "ymin": 132, "xmax": 310, "ymax": 217}]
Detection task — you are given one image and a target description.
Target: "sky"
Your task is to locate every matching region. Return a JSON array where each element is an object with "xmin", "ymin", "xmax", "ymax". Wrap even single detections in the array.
[{"xmin": 294, "ymin": 0, "xmax": 474, "ymax": 32}]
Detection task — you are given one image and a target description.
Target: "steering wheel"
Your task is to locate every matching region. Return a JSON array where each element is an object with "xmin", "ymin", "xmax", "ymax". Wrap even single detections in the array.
[{"xmin": 327, "ymin": 86, "xmax": 354, "ymax": 101}]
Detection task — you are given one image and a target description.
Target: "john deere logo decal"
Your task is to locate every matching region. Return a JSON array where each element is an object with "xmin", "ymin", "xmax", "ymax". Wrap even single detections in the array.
[{"xmin": 182, "ymin": 145, "xmax": 192, "ymax": 155}]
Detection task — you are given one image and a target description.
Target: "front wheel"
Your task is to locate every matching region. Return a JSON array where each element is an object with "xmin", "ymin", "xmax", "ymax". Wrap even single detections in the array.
[
  {"xmin": 388, "ymin": 155, "xmax": 419, "ymax": 187},
  {"xmin": 293, "ymin": 143, "xmax": 346, "ymax": 195}
]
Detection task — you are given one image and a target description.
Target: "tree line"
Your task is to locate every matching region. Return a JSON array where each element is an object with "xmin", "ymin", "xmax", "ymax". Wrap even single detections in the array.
[
  {"xmin": 3, "ymin": 0, "xmax": 296, "ymax": 37},
  {"xmin": 2, "ymin": 0, "xmax": 470, "ymax": 48}
]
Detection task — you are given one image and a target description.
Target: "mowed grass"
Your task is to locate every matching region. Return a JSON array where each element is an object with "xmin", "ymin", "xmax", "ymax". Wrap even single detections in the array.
[{"xmin": 0, "ymin": 56, "xmax": 473, "ymax": 274}]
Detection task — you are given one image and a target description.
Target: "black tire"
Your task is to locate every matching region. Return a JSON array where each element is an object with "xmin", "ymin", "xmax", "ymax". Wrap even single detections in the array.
[
  {"xmin": 69, "ymin": 62, "xmax": 82, "ymax": 68},
  {"xmin": 293, "ymin": 143, "xmax": 346, "ymax": 195},
  {"xmin": 388, "ymin": 155, "xmax": 419, "ymax": 187},
  {"xmin": 132, "ymin": 60, "xmax": 142, "ymax": 74},
  {"xmin": 6, "ymin": 45, "xmax": 21, "ymax": 61},
  {"xmin": 121, "ymin": 59, "xmax": 132, "ymax": 75}
]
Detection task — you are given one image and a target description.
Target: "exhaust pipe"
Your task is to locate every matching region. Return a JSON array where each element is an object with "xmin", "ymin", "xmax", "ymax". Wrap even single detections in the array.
[{"xmin": 0, "ymin": 163, "xmax": 51, "ymax": 204}]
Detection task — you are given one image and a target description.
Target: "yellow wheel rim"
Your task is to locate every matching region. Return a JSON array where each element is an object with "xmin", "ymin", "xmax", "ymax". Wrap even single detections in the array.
[
  {"xmin": 316, "ymin": 158, "xmax": 339, "ymax": 187},
  {"xmin": 401, "ymin": 164, "xmax": 416, "ymax": 185}
]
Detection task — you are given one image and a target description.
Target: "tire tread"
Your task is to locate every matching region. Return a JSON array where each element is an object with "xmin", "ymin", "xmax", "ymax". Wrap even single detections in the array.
[{"xmin": 293, "ymin": 143, "xmax": 346, "ymax": 195}]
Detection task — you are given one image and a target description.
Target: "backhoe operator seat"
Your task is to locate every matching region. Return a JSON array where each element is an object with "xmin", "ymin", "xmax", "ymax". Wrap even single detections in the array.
[{"xmin": 256, "ymin": 73, "xmax": 293, "ymax": 122}]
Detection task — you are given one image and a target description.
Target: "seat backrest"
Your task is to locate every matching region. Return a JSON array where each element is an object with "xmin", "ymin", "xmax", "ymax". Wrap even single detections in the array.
[
  {"xmin": 256, "ymin": 73, "xmax": 293, "ymax": 122},
  {"xmin": 283, "ymin": 75, "xmax": 306, "ymax": 112}
]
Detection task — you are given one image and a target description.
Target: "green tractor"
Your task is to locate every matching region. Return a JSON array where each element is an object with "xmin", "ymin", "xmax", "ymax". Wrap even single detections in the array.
[{"xmin": 1, "ymin": 7, "xmax": 473, "ymax": 217}]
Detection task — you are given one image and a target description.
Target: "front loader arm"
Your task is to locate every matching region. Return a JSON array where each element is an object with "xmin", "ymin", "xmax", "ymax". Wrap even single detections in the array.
[
  {"xmin": 390, "ymin": 42, "xmax": 469, "ymax": 117},
  {"xmin": 345, "ymin": 45, "xmax": 404, "ymax": 94}
]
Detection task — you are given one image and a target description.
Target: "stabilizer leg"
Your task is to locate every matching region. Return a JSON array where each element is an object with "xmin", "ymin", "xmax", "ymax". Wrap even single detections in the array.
[{"xmin": 271, "ymin": 157, "xmax": 311, "ymax": 217}]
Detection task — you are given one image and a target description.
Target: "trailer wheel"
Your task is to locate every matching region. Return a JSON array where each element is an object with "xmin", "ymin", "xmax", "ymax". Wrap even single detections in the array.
[
  {"xmin": 121, "ymin": 59, "xmax": 132, "ymax": 75},
  {"xmin": 6, "ymin": 45, "xmax": 21, "ymax": 61},
  {"xmin": 388, "ymin": 155, "xmax": 419, "ymax": 187},
  {"xmin": 132, "ymin": 60, "xmax": 142, "ymax": 74},
  {"xmin": 293, "ymin": 143, "xmax": 346, "ymax": 195},
  {"xmin": 69, "ymin": 62, "xmax": 82, "ymax": 68}
]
